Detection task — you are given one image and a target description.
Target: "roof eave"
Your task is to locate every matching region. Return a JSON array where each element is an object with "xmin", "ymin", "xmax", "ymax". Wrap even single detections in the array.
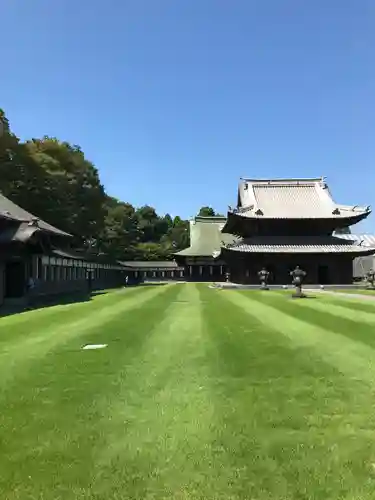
[
  {"xmin": 240, "ymin": 177, "xmax": 324, "ymax": 184},
  {"xmin": 222, "ymin": 246, "xmax": 375, "ymax": 255},
  {"xmin": 221, "ymin": 211, "xmax": 239, "ymax": 234},
  {"xmin": 222, "ymin": 211, "xmax": 370, "ymax": 224}
]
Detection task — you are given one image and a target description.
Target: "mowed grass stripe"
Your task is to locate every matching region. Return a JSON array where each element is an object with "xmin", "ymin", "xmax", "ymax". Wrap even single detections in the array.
[
  {"xmin": 223, "ymin": 290, "xmax": 375, "ymax": 385},
  {"xmin": 0, "ymin": 285, "xmax": 147, "ymax": 343},
  {"xmin": 0, "ymin": 284, "xmax": 181, "ymax": 500},
  {"xmin": 5, "ymin": 284, "xmax": 375, "ymax": 499},
  {"xmin": 307, "ymin": 291, "xmax": 375, "ymax": 314},
  {"xmin": 88, "ymin": 284, "xmax": 220, "ymax": 500},
  {"xmin": 0, "ymin": 285, "xmax": 172, "ymax": 391},
  {"xmin": 273, "ymin": 289, "xmax": 375, "ymax": 312},
  {"xmin": 294, "ymin": 297, "xmax": 375, "ymax": 324},
  {"xmin": 253, "ymin": 291, "xmax": 375, "ymax": 351},
  {"xmin": 199, "ymin": 286, "xmax": 375, "ymax": 499}
]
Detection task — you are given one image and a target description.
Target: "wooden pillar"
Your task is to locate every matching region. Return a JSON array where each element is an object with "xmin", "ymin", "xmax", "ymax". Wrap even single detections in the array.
[
  {"xmin": 0, "ymin": 262, "xmax": 4, "ymax": 306},
  {"xmin": 189, "ymin": 266, "xmax": 192, "ymax": 276},
  {"xmin": 199, "ymin": 266, "xmax": 203, "ymax": 276},
  {"xmin": 34, "ymin": 255, "xmax": 39, "ymax": 280},
  {"xmin": 209, "ymin": 265, "xmax": 213, "ymax": 276}
]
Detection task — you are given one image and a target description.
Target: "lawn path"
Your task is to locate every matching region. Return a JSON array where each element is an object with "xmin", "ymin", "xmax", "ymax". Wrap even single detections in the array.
[
  {"xmin": 317, "ymin": 290, "xmax": 375, "ymax": 300},
  {"xmin": 88, "ymin": 283, "xmax": 221, "ymax": 500}
]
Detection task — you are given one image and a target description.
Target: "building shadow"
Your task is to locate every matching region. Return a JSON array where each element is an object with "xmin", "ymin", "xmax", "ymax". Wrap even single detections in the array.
[
  {"xmin": 0, "ymin": 291, "xmax": 92, "ymax": 318},
  {"xmin": 289, "ymin": 294, "xmax": 317, "ymax": 299},
  {"xmin": 91, "ymin": 289, "xmax": 111, "ymax": 297}
]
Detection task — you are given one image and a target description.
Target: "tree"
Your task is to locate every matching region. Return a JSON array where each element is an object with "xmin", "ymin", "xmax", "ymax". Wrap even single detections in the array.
[
  {"xmin": 167, "ymin": 216, "xmax": 190, "ymax": 250},
  {"xmin": 197, "ymin": 206, "xmax": 225, "ymax": 217},
  {"xmin": 0, "ymin": 108, "xmax": 31, "ymax": 201},
  {"xmin": 198, "ymin": 206, "xmax": 216, "ymax": 217},
  {"xmin": 0, "ymin": 106, "xmax": 191, "ymax": 261},
  {"xmin": 98, "ymin": 197, "xmax": 141, "ymax": 260},
  {"xmin": 22, "ymin": 138, "xmax": 107, "ymax": 243},
  {"xmin": 0, "ymin": 108, "xmax": 11, "ymax": 136},
  {"xmin": 134, "ymin": 242, "xmax": 170, "ymax": 261}
]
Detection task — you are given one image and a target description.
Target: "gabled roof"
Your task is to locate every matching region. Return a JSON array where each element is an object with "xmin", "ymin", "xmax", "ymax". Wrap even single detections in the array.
[
  {"xmin": 234, "ymin": 177, "xmax": 371, "ymax": 220},
  {"xmin": 0, "ymin": 193, "xmax": 70, "ymax": 237},
  {"xmin": 174, "ymin": 216, "xmax": 239, "ymax": 257}
]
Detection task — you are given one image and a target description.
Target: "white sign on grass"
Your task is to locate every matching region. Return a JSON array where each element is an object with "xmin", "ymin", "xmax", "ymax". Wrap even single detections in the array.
[{"xmin": 82, "ymin": 344, "xmax": 108, "ymax": 350}]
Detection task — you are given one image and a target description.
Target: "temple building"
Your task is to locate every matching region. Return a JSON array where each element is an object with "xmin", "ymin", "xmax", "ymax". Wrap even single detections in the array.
[
  {"xmin": 0, "ymin": 192, "xmax": 125, "ymax": 305},
  {"xmin": 176, "ymin": 177, "xmax": 375, "ymax": 284},
  {"xmin": 174, "ymin": 216, "xmax": 237, "ymax": 280}
]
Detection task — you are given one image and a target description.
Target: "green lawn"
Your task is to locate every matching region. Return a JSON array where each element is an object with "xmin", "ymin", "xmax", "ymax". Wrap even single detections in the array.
[
  {"xmin": 2, "ymin": 284, "xmax": 375, "ymax": 499},
  {"xmin": 328, "ymin": 288, "xmax": 375, "ymax": 295}
]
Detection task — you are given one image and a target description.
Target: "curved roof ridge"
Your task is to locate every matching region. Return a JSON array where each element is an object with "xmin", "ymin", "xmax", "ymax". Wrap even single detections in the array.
[{"xmin": 240, "ymin": 177, "xmax": 325, "ymax": 184}]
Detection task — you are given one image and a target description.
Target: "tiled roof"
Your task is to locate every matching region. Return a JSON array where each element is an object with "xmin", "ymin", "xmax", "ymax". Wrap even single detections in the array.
[
  {"xmin": 174, "ymin": 216, "xmax": 239, "ymax": 257},
  {"xmin": 0, "ymin": 222, "xmax": 39, "ymax": 243},
  {"xmin": 334, "ymin": 233, "xmax": 375, "ymax": 247},
  {"xmin": 224, "ymin": 235, "xmax": 375, "ymax": 255},
  {"xmin": 118, "ymin": 261, "xmax": 183, "ymax": 270},
  {"xmin": 235, "ymin": 178, "xmax": 370, "ymax": 220},
  {"xmin": 52, "ymin": 248, "xmax": 89, "ymax": 260},
  {"xmin": 0, "ymin": 193, "xmax": 70, "ymax": 237}
]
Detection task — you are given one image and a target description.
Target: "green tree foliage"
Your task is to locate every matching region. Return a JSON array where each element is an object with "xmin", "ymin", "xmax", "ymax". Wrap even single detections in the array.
[
  {"xmin": 98, "ymin": 196, "xmax": 141, "ymax": 260},
  {"xmin": 23, "ymin": 138, "xmax": 106, "ymax": 243},
  {"xmin": 0, "ymin": 107, "xmax": 192, "ymax": 261},
  {"xmin": 197, "ymin": 206, "xmax": 224, "ymax": 217},
  {"xmin": 198, "ymin": 206, "xmax": 215, "ymax": 217},
  {"xmin": 0, "ymin": 109, "xmax": 32, "ymax": 202}
]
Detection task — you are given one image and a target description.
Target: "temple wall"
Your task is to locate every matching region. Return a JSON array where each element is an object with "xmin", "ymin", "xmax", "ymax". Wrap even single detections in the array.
[{"xmin": 226, "ymin": 253, "xmax": 355, "ymax": 285}]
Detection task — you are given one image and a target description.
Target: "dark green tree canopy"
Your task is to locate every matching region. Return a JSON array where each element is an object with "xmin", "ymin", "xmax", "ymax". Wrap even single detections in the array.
[
  {"xmin": 198, "ymin": 206, "xmax": 224, "ymax": 217},
  {"xmin": 0, "ymin": 107, "xmax": 192, "ymax": 261}
]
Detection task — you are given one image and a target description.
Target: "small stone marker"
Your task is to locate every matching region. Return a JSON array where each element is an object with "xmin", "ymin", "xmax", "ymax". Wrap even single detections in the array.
[{"xmin": 82, "ymin": 344, "xmax": 108, "ymax": 350}]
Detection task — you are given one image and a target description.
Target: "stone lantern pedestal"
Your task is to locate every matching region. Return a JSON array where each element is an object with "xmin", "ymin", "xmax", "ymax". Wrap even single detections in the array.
[
  {"xmin": 290, "ymin": 266, "xmax": 307, "ymax": 298},
  {"xmin": 258, "ymin": 268, "xmax": 270, "ymax": 290}
]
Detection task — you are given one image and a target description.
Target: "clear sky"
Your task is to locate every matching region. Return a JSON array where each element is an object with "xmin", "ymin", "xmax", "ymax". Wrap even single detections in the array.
[{"xmin": 2, "ymin": 0, "xmax": 374, "ymax": 230}]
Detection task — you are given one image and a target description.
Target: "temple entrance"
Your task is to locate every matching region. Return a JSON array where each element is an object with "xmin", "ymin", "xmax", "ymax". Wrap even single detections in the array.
[
  {"xmin": 5, "ymin": 261, "xmax": 25, "ymax": 298},
  {"xmin": 318, "ymin": 265, "xmax": 330, "ymax": 284},
  {"xmin": 265, "ymin": 264, "xmax": 277, "ymax": 283}
]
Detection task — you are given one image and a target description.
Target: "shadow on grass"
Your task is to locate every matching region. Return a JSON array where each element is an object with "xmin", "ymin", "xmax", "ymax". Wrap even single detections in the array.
[
  {"xmin": 289, "ymin": 294, "xmax": 317, "ymax": 300},
  {"xmin": 0, "ymin": 282, "xmax": 170, "ymax": 317},
  {"xmin": 0, "ymin": 292, "xmax": 92, "ymax": 318}
]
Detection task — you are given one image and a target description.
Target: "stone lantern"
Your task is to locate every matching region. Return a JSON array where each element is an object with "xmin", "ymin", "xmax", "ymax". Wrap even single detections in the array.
[
  {"xmin": 290, "ymin": 265, "xmax": 306, "ymax": 298},
  {"xmin": 258, "ymin": 267, "xmax": 270, "ymax": 290},
  {"xmin": 366, "ymin": 269, "xmax": 375, "ymax": 289}
]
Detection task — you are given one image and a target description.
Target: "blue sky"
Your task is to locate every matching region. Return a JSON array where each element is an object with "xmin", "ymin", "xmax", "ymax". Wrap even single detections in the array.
[{"xmin": 2, "ymin": 0, "xmax": 374, "ymax": 230}]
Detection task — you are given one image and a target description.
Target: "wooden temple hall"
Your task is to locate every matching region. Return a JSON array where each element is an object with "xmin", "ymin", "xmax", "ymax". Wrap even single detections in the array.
[
  {"xmin": 0, "ymin": 193, "xmax": 128, "ymax": 305},
  {"xmin": 175, "ymin": 177, "xmax": 375, "ymax": 285},
  {"xmin": 0, "ymin": 191, "xmax": 185, "ymax": 306}
]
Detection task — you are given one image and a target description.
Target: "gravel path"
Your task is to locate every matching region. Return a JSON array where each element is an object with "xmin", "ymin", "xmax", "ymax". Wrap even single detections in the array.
[{"xmin": 306, "ymin": 289, "xmax": 375, "ymax": 301}]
